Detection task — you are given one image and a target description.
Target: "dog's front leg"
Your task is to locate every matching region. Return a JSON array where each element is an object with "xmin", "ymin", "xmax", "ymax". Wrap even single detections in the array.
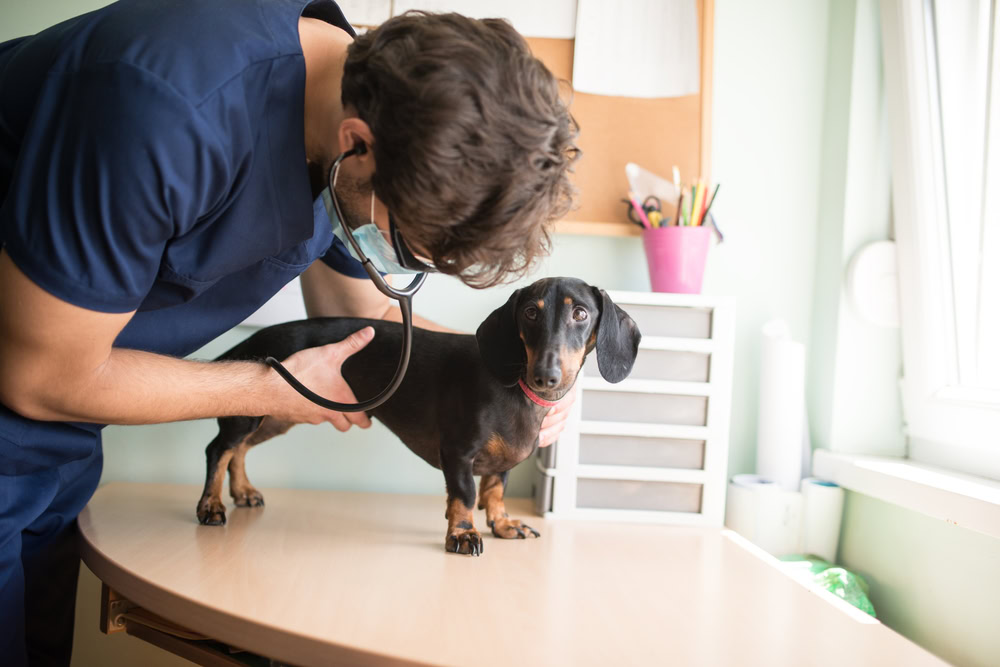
[
  {"xmin": 479, "ymin": 473, "xmax": 540, "ymax": 539},
  {"xmin": 441, "ymin": 451, "xmax": 483, "ymax": 556}
]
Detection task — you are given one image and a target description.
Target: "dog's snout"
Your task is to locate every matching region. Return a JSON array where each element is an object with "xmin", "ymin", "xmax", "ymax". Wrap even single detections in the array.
[
  {"xmin": 533, "ymin": 351, "xmax": 562, "ymax": 388},
  {"xmin": 533, "ymin": 367, "xmax": 561, "ymax": 388}
]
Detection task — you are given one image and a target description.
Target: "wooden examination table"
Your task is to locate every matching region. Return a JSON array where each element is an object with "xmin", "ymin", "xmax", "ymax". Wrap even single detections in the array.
[{"xmin": 79, "ymin": 482, "xmax": 948, "ymax": 666}]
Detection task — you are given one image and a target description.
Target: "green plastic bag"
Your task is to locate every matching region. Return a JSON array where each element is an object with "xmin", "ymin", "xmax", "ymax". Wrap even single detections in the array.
[{"xmin": 778, "ymin": 555, "xmax": 877, "ymax": 617}]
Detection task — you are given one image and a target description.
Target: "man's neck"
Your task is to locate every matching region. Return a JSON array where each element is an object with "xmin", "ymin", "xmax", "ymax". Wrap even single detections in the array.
[{"xmin": 299, "ymin": 17, "xmax": 353, "ymax": 168}]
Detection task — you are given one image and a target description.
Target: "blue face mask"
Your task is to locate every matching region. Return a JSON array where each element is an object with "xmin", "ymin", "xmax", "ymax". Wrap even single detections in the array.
[{"xmin": 322, "ymin": 187, "xmax": 422, "ymax": 275}]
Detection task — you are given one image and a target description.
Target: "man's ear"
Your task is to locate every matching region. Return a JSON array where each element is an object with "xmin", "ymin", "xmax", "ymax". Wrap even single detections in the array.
[
  {"xmin": 476, "ymin": 289, "xmax": 524, "ymax": 387},
  {"xmin": 591, "ymin": 287, "xmax": 642, "ymax": 383},
  {"xmin": 337, "ymin": 117, "xmax": 375, "ymax": 164}
]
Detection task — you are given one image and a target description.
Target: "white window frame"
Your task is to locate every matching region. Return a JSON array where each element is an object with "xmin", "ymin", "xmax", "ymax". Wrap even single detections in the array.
[{"xmin": 882, "ymin": 0, "xmax": 1000, "ymax": 481}]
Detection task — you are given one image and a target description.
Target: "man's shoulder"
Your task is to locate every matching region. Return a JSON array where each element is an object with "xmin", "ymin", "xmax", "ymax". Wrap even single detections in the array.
[{"xmin": 53, "ymin": 0, "xmax": 313, "ymax": 104}]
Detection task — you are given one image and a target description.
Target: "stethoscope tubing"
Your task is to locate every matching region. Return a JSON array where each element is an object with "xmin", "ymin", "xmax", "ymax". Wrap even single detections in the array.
[{"xmin": 265, "ymin": 148, "xmax": 426, "ymax": 413}]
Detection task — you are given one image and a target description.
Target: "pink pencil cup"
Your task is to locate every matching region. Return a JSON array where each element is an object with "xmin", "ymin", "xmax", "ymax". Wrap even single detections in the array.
[{"xmin": 642, "ymin": 225, "xmax": 712, "ymax": 294}]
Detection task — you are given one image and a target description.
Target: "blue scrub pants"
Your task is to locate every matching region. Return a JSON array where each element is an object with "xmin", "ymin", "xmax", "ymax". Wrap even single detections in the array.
[{"xmin": 1, "ymin": 441, "xmax": 103, "ymax": 666}]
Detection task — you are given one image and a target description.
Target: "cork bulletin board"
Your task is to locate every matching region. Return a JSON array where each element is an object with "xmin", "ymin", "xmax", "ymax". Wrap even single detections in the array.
[
  {"xmin": 527, "ymin": 0, "xmax": 715, "ymax": 237},
  {"xmin": 355, "ymin": 0, "xmax": 715, "ymax": 237}
]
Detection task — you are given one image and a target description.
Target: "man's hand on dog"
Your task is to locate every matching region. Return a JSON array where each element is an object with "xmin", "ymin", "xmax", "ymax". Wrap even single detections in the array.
[
  {"xmin": 538, "ymin": 388, "xmax": 575, "ymax": 447},
  {"xmin": 268, "ymin": 326, "xmax": 375, "ymax": 431}
]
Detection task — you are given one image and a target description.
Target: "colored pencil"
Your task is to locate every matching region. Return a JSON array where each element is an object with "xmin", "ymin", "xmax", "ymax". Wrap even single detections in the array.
[
  {"xmin": 627, "ymin": 191, "xmax": 651, "ymax": 229},
  {"xmin": 703, "ymin": 183, "xmax": 721, "ymax": 219},
  {"xmin": 691, "ymin": 180, "xmax": 705, "ymax": 226}
]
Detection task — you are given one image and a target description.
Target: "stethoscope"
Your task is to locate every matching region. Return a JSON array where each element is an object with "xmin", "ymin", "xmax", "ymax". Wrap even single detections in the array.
[{"xmin": 265, "ymin": 145, "xmax": 433, "ymax": 412}]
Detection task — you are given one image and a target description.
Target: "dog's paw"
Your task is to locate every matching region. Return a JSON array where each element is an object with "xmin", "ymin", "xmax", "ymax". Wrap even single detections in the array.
[
  {"xmin": 488, "ymin": 516, "xmax": 540, "ymax": 540},
  {"xmin": 445, "ymin": 528, "xmax": 484, "ymax": 556},
  {"xmin": 231, "ymin": 487, "xmax": 265, "ymax": 508},
  {"xmin": 197, "ymin": 497, "xmax": 227, "ymax": 526}
]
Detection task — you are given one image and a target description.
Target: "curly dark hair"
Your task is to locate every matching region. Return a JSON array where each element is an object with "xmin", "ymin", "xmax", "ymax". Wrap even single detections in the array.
[{"xmin": 341, "ymin": 12, "xmax": 580, "ymax": 288}]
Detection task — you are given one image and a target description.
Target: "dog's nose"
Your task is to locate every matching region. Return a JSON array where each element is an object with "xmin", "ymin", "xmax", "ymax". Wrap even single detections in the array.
[{"xmin": 534, "ymin": 366, "xmax": 562, "ymax": 389}]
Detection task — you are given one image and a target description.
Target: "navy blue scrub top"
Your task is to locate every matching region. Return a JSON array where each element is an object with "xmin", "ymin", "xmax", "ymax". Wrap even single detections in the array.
[{"xmin": 0, "ymin": 0, "xmax": 367, "ymax": 474}]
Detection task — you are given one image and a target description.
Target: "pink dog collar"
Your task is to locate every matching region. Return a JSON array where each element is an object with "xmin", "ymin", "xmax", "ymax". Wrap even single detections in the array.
[{"xmin": 518, "ymin": 378, "xmax": 560, "ymax": 408}]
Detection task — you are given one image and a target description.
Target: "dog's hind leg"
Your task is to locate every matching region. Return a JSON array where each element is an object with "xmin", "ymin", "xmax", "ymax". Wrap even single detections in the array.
[
  {"xmin": 228, "ymin": 417, "xmax": 293, "ymax": 509},
  {"xmin": 479, "ymin": 472, "xmax": 540, "ymax": 539},
  {"xmin": 196, "ymin": 417, "xmax": 261, "ymax": 526}
]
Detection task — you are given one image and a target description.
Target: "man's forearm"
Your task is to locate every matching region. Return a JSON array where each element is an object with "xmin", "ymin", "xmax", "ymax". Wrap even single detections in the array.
[{"xmin": 7, "ymin": 347, "xmax": 281, "ymax": 425}]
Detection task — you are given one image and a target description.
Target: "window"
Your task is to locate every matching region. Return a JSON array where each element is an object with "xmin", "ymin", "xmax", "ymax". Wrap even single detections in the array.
[{"xmin": 882, "ymin": 0, "xmax": 1000, "ymax": 480}]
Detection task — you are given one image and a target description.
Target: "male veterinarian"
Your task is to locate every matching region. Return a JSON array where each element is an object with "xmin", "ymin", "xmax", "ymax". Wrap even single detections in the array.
[{"xmin": 0, "ymin": 0, "xmax": 579, "ymax": 663}]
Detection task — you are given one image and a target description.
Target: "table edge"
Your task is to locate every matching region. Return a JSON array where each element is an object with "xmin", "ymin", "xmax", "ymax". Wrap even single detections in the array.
[{"xmin": 78, "ymin": 500, "xmax": 436, "ymax": 667}]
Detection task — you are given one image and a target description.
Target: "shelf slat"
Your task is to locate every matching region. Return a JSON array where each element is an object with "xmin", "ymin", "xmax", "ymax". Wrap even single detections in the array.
[
  {"xmin": 575, "ymin": 464, "xmax": 706, "ymax": 484},
  {"xmin": 638, "ymin": 336, "xmax": 716, "ymax": 353},
  {"xmin": 578, "ymin": 420, "xmax": 709, "ymax": 440},
  {"xmin": 544, "ymin": 507, "xmax": 708, "ymax": 525},
  {"xmin": 580, "ymin": 377, "xmax": 712, "ymax": 396}
]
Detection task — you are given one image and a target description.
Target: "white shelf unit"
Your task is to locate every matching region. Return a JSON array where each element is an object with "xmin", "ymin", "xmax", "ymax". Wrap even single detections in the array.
[{"xmin": 534, "ymin": 291, "xmax": 734, "ymax": 526}]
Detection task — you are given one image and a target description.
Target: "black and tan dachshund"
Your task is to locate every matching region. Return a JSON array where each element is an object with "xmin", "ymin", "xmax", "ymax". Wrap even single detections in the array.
[{"xmin": 196, "ymin": 277, "xmax": 641, "ymax": 555}]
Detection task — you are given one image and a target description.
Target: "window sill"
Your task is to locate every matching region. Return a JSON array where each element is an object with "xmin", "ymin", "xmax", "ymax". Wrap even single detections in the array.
[{"xmin": 812, "ymin": 449, "xmax": 1000, "ymax": 540}]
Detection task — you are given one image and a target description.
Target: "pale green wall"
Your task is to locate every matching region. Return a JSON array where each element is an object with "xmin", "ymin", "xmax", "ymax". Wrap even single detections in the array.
[
  {"xmin": 808, "ymin": 3, "xmax": 1000, "ymax": 667},
  {"xmin": 839, "ymin": 491, "xmax": 1000, "ymax": 667},
  {"xmin": 5, "ymin": 2, "xmax": 997, "ymax": 667},
  {"xmin": 1, "ymin": 0, "xmax": 833, "ymax": 500},
  {"xmin": 808, "ymin": 0, "xmax": 904, "ymax": 458}
]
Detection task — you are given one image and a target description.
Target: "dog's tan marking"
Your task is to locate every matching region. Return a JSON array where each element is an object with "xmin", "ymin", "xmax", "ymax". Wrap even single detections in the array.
[
  {"xmin": 559, "ymin": 345, "xmax": 587, "ymax": 377},
  {"xmin": 536, "ymin": 299, "xmax": 544, "ymax": 309},
  {"xmin": 199, "ymin": 417, "xmax": 295, "ymax": 524},
  {"xmin": 475, "ymin": 433, "xmax": 529, "ymax": 474},
  {"xmin": 446, "ymin": 496, "xmax": 474, "ymax": 526},
  {"xmin": 540, "ymin": 345, "xmax": 588, "ymax": 396},
  {"xmin": 208, "ymin": 449, "xmax": 234, "ymax": 500},
  {"xmin": 477, "ymin": 474, "xmax": 505, "ymax": 517},
  {"xmin": 197, "ymin": 448, "xmax": 234, "ymax": 524},
  {"xmin": 564, "ymin": 297, "xmax": 573, "ymax": 305},
  {"xmin": 229, "ymin": 418, "xmax": 293, "ymax": 507},
  {"xmin": 227, "ymin": 443, "xmax": 263, "ymax": 507},
  {"xmin": 445, "ymin": 497, "xmax": 482, "ymax": 555},
  {"xmin": 478, "ymin": 474, "xmax": 540, "ymax": 540},
  {"xmin": 523, "ymin": 343, "xmax": 538, "ymax": 380},
  {"xmin": 483, "ymin": 433, "xmax": 507, "ymax": 460}
]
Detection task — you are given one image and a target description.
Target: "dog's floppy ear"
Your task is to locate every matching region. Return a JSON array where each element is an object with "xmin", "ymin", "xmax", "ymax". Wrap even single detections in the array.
[
  {"xmin": 591, "ymin": 287, "xmax": 641, "ymax": 383},
  {"xmin": 476, "ymin": 289, "xmax": 525, "ymax": 387}
]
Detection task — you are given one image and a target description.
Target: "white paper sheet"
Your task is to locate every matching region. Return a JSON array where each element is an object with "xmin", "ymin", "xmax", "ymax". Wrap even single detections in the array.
[
  {"xmin": 393, "ymin": 0, "xmax": 577, "ymax": 39},
  {"xmin": 572, "ymin": 0, "xmax": 700, "ymax": 98},
  {"xmin": 625, "ymin": 162, "xmax": 681, "ymax": 205},
  {"xmin": 800, "ymin": 478, "xmax": 845, "ymax": 563},
  {"xmin": 725, "ymin": 475, "xmax": 803, "ymax": 556},
  {"xmin": 337, "ymin": 0, "xmax": 392, "ymax": 27},
  {"xmin": 755, "ymin": 320, "xmax": 807, "ymax": 492}
]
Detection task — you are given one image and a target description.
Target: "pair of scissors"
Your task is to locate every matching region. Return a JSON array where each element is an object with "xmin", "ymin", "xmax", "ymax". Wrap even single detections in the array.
[{"xmin": 622, "ymin": 195, "xmax": 668, "ymax": 228}]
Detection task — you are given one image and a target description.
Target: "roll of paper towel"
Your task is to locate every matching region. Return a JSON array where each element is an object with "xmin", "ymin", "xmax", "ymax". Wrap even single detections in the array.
[
  {"xmin": 800, "ymin": 478, "xmax": 845, "ymax": 562},
  {"xmin": 725, "ymin": 475, "xmax": 803, "ymax": 556},
  {"xmin": 756, "ymin": 320, "xmax": 807, "ymax": 492}
]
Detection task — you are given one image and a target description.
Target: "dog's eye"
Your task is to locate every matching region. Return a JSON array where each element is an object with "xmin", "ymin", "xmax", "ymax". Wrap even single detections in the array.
[
  {"xmin": 572, "ymin": 307, "xmax": 588, "ymax": 322},
  {"xmin": 524, "ymin": 306, "xmax": 538, "ymax": 321}
]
